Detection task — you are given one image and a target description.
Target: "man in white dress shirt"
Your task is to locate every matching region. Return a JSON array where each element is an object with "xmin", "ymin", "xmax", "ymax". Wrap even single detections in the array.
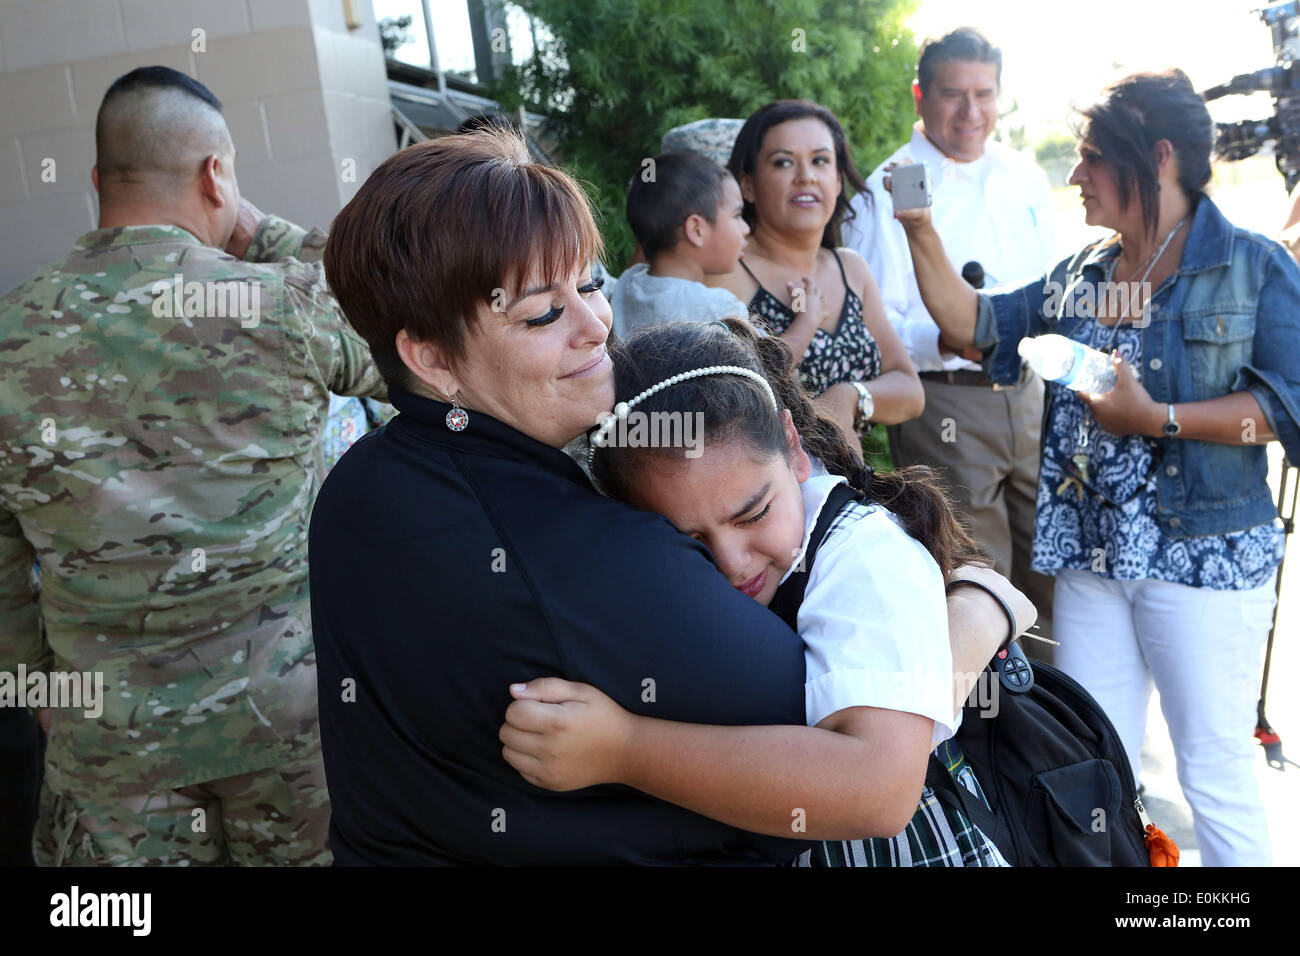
[{"xmin": 842, "ymin": 27, "xmax": 1058, "ymax": 652}]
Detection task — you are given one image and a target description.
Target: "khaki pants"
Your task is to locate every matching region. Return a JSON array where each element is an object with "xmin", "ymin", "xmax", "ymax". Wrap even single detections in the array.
[
  {"xmin": 33, "ymin": 741, "xmax": 332, "ymax": 867},
  {"xmin": 889, "ymin": 373, "xmax": 1056, "ymax": 662}
]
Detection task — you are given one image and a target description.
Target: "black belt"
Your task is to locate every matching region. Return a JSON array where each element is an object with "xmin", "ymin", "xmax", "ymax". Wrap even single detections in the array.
[{"xmin": 919, "ymin": 365, "xmax": 1031, "ymax": 391}]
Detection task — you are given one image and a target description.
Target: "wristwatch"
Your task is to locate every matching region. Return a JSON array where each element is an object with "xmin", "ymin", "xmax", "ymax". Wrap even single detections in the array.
[
  {"xmin": 1163, "ymin": 403, "xmax": 1182, "ymax": 437},
  {"xmin": 850, "ymin": 381, "xmax": 874, "ymax": 428}
]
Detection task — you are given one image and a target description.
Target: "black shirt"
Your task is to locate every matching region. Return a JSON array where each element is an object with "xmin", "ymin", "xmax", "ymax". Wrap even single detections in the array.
[{"xmin": 309, "ymin": 387, "xmax": 811, "ymax": 865}]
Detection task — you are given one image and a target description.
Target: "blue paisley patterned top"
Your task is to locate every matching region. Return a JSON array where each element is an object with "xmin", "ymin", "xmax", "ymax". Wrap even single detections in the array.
[{"xmin": 1033, "ymin": 313, "xmax": 1284, "ymax": 590}]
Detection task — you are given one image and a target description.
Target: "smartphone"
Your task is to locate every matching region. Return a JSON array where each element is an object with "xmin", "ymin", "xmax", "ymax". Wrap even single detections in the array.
[{"xmin": 891, "ymin": 162, "xmax": 932, "ymax": 210}]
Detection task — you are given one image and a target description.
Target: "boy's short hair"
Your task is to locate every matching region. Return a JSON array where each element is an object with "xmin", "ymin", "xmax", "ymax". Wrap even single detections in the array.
[{"xmin": 626, "ymin": 151, "xmax": 731, "ymax": 261}]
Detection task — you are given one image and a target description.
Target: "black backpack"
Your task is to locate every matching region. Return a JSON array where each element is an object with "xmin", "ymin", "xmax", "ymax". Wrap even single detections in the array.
[{"xmin": 770, "ymin": 482, "xmax": 1155, "ymax": 867}]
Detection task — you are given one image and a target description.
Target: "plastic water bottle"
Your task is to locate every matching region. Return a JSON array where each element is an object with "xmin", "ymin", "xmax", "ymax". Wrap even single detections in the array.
[{"xmin": 1018, "ymin": 334, "xmax": 1116, "ymax": 393}]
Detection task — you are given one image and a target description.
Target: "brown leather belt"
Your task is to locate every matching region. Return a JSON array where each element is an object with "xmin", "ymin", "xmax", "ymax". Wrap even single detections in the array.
[{"xmin": 918, "ymin": 366, "xmax": 1031, "ymax": 391}]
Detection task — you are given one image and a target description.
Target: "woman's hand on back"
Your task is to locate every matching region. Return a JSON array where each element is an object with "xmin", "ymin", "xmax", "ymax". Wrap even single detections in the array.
[{"xmin": 500, "ymin": 678, "xmax": 637, "ymax": 791}]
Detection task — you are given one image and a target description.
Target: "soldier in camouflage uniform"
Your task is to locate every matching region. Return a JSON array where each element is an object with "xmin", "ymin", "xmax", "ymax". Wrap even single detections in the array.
[{"xmin": 0, "ymin": 66, "xmax": 384, "ymax": 865}]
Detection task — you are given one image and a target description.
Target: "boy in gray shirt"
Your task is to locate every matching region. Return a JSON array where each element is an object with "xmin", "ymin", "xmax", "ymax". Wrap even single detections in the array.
[{"xmin": 611, "ymin": 152, "xmax": 752, "ymax": 337}]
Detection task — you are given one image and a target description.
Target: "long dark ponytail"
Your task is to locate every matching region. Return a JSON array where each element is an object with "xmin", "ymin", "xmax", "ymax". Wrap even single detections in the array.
[{"xmin": 592, "ymin": 318, "xmax": 985, "ymax": 576}]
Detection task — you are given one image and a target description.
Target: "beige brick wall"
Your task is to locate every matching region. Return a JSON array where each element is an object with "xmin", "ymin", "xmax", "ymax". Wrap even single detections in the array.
[{"xmin": 0, "ymin": 0, "xmax": 397, "ymax": 293}]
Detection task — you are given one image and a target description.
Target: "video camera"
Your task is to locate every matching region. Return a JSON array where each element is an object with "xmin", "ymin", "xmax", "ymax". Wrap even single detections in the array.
[{"xmin": 1204, "ymin": 1, "xmax": 1300, "ymax": 190}]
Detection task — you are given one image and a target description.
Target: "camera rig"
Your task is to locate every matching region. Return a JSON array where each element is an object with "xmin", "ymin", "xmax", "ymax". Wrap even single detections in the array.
[
  {"xmin": 1204, "ymin": 1, "xmax": 1300, "ymax": 190},
  {"xmin": 1202, "ymin": 3, "xmax": 1300, "ymax": 777}
]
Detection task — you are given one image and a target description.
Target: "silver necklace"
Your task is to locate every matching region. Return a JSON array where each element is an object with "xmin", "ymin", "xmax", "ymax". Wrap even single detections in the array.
[
  {"xmin": 1090, "ymin": 216, "xmax": 1187, "ymax": 353},
  {"xmin": 1059, "ymin": 216, "xmax": 1187, "ymax": 501}
]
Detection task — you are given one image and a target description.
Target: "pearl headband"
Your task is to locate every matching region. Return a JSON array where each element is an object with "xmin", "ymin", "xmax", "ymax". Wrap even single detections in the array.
[{"xmin": 588, "ymin": 364, "xmax": 780, "ymax": 461}]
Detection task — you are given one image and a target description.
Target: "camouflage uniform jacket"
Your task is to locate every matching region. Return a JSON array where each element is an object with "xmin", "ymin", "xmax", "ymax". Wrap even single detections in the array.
[{"xmin": 0, "ymin": 216, "xmax": 384, "ymax": 791}]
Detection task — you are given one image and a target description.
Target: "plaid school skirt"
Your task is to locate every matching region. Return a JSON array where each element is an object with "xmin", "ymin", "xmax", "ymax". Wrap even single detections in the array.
[{"xmin": 796, "ymin": 738, "xmax": 1010, "ymax": 867}]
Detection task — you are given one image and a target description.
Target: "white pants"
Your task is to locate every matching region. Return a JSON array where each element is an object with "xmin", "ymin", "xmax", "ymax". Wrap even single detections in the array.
[{"xmin": 1053, "ymin": 568, "xmax": 1276, "ymax": 867}]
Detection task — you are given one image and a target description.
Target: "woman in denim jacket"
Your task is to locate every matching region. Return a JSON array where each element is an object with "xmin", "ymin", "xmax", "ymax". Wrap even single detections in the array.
[{"xmin": 892, "ymin": 69, "xmax": 1300, "ymax": 866}]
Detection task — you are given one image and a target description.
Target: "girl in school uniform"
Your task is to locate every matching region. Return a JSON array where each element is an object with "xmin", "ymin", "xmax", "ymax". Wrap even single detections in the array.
[{"xmin": 501, "ymin": 318, "xmax": 1031, "ymax": 866}]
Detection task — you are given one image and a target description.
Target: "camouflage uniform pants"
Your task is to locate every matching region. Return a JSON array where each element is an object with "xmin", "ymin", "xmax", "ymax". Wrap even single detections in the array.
[{"xmin": 33, "ymin": 745, "xmax": 331, "ymax": 867}]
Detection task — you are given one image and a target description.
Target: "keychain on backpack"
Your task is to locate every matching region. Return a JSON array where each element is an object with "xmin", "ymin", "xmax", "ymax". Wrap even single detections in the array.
[{"xmin": 992, "ymin": 640, "xmax": 1035, "ymax": 694}]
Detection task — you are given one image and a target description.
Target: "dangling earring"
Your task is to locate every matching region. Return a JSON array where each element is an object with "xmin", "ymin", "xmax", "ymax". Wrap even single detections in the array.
[{"xmin": 445, "ymin": 393, "xmax": 469, "ymax": 432}]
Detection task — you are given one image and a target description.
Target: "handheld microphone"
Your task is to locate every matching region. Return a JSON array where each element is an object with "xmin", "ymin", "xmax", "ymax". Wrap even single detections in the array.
[{"xmin": 961, "ymin": 261, "xmax": 985, "ymax": 290}]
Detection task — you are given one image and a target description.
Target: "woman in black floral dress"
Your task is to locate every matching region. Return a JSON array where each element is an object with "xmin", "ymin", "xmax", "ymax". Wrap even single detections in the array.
[{"xmin": 711, "ymin": 100, "xmax": 923, "ymax": 441}]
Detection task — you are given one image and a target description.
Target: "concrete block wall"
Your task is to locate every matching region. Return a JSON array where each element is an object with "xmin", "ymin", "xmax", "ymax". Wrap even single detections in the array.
[{"xmin": 0, "ymin": 0, "xmax": 398, "ymax": 293}]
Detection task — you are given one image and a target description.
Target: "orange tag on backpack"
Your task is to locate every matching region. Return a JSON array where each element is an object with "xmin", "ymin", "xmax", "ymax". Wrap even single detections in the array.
[{"xmin": 1145, "ymin": 824, "xmax": 1180, "ymax": 867}]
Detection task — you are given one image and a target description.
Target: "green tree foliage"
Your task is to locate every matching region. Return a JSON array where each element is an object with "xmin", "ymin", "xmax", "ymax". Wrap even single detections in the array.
[
  {"xmin": 1034, "ymin": 130, "xmax": 1077, "ymax": 166},
  {"xmin": 378, "ymin": 15, "xmax": 414, "ymax": 57},
  {"xmin": 493, "ymin": 0, "xmax": 921, "ymax": 268}
]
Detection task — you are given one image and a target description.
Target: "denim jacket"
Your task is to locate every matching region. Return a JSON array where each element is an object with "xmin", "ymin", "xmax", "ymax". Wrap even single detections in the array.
[{"xmin": 974, "ymin": 195, "xmax": 1300, "ymax": 538}]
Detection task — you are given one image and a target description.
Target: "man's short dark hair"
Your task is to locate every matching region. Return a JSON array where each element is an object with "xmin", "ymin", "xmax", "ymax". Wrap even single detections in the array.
[
  {"xmin": 101, "ymin": 65, "xmax": 222, "ymax": 113},
  {"xmin": 916, "ymin": 27, "xmax": 1002, "ymax": 96},
  {"xmin": 626, "ymin": 151, "xmax": 731, "ymax": 261},
  {"xmin": 95, "ymin": 66, "xmax": 228, "ymax": 182}
]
